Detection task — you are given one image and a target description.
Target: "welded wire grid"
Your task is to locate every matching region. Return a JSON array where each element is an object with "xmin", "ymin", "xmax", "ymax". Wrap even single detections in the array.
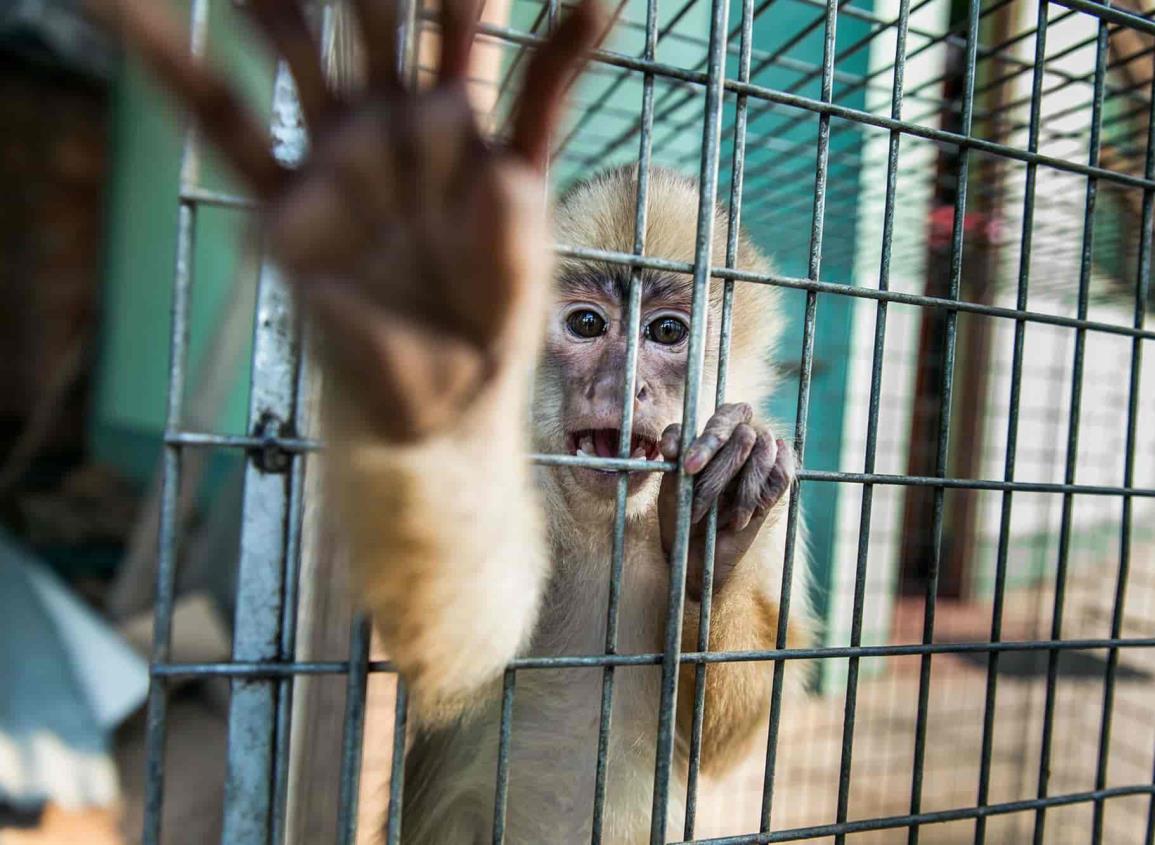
[{"xmin": 142, "ymin": 0, "xmax": 1155, "ymax": 843}]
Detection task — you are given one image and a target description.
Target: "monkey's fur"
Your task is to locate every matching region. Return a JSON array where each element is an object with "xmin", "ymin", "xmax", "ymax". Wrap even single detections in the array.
[{"xmin": 339, "ymin": 167, "xmax": 812, "ymax": 843}]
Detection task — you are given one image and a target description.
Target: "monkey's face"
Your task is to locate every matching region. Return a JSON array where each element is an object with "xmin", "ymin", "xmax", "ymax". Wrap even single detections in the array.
[{"xmin": 536, "ymin": 267, "xmax": 695, "ymax": 504}]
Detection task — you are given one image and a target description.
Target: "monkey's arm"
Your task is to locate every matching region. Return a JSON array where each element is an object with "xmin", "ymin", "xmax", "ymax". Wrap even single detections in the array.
[
  {"xmin": 660, "ymin": 405, "xmax": 808, "ymax": 774},
  {"xmin": 90, "ymin": 0, "xmax": 604, "ymax": 725},
  {"xmin": 332, "ymin": 352, "xmax": 546, "ymax": 725},
  {"xmin": 675, "ymin": 521, "xmax": 808, "ymax": 775}
]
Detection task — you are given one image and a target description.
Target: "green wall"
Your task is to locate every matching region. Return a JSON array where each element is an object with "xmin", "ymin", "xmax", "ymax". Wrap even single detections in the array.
[{"xmin": 92, "ymin": 0, "xmax": 272, "ymax": 482}]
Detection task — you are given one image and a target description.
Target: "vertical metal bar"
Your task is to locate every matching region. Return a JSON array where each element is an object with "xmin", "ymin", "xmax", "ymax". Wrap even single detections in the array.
[
  {"xmin": 1090, "ymin": 37, "xmax": 1155, "ymax": 845},
  {"xmin": 384, "ymin": 680, "xmax": 410, "ymax": 845},
  {"xmin": 221, "ymin": 61, "xmax": 307, "ymax": 845},
  {"xmin": 816, "ymin": 0, "xmax": 910, "ymax": 837},
  {"xmin": 1147, "ymin": 733, "xmax": 1155, "ymax": 845},
  {"xmin": 590, "ymin": 0, "xmax": 659, "ymax": 837},
  {"xmin": 759, "ymin": 0, "xmax": 840, "ymax": 831},
  {"xmin": 648, "ymin": 0, "xmax": 731, "ymax": 836},
  {"xmin": 491, "ymin": 667, "xmax": 518, "ymax": 845},
  {"xmin": 141, "ymin": 3, "xmax": 208, "ymax": 842},
  {"xmin": 336, "ymin": 614, "xmax": 372, "ymax": 845},
  {"xmin": 902, "ymin": 1, "xmax": 979, "ymax": 842},
  {"xmin": 1032, "ymin": 12, "xmax": 1109, "ymax": 845},
  {"xmin": 272, "ymin": 11, "xmax": 333, "ymax": 836},
  {"xmin": 973, "ymin": 5, "xmax": 1049, "ymax": 844},
  {"xmin": 682, "ymin": 0, "xmax": 756, "ymax": 834},
  {"xmin": 269, "ymin": 348, "xmax": 313, "ymax": 845},
  {"xmin": 376, "ymin": 13, "xmax": 422, "ymax": 845}
]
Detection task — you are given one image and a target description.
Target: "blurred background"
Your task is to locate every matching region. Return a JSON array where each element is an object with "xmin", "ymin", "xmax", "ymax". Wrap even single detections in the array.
[{"xmin": 0, "ymin": 0, "xmax": 1153, "ymax": 843}]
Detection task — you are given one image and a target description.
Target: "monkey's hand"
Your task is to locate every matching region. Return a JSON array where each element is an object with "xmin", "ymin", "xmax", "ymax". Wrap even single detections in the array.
[
  {"xmin": 91, "ymin": 0, "xmax": 604, "ymax": 443},
  {"xmin": 657, "ymin": 403, "xmax": 795, "ymax": 601}
]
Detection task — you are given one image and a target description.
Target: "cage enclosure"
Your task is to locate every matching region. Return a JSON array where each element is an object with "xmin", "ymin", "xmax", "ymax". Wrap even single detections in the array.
[{"xmin": 125, "ymin": 0, "xmax": 1155, "ymax": 842}]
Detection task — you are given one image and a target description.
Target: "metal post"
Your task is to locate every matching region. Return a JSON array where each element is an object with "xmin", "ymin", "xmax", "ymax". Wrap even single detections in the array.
[{"xmin": 220, "ymin": 62, "xmax": 307, "ymax": 845}]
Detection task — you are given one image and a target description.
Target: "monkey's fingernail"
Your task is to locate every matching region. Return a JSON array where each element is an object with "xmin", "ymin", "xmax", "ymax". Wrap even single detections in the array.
[{"xmin": 684, "ymin": 448, "xmax": 707, "ymax": 473}]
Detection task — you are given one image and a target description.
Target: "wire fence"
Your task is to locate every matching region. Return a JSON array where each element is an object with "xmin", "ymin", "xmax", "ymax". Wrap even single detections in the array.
[{"xmin": 142, "ymin": 0, "xmax": 1155, "ymax": 842}]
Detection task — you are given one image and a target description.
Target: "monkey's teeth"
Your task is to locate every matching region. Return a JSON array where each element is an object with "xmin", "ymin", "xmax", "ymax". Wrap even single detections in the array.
[
  {"xmin": 579, "ymin": 434, "xmax": 595, "ymax": 454},
  {"xmin": 630, "ymin": 446, "xmax": 646, "ymax": 460},
  {"xmin": 575, "ymin": 447, "xmax": 592, "ymax": 458}
]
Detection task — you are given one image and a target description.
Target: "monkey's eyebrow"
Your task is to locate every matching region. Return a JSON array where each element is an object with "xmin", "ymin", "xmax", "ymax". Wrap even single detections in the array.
[
  {"xmin": 556, "ymin": 265, "xmax": 621, "ymax": 300},
  {"xmin": 640, "ymin": 270, "xmax": 693, "ymax": 305},
  {"xmin": 557, "ymin": 265, "xmax": 692, "ymax": 305}
]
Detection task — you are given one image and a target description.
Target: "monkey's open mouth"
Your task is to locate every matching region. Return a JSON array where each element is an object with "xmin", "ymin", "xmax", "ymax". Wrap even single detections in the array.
[{"xmin": 566, "ymin": 429, "xmax": 661, "ymax": 462}]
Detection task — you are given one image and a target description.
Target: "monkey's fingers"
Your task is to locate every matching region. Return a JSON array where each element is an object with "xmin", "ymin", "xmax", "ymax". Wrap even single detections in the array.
[
  {"xmin": 729, "ymin": 432, "xmax": 779, "ymax": 532},
  {"xmin": 246, "ymin": 0, "xmax": 336, "ymax": 128},
  {"xmin": 88, "ymin": 0, "xmax": 286, "ymax": 197},
  {"xmin": 759, "ymin": 441, "xmax": 795, "ymax": 512},
  {"xmin": 350, "ymin": 0, "xmax": 401, "ymax": 92},
  {"xmin": 689, "ymin": 423, "xmax": 756, "ymax": 524},
  {"xmin": 682, "ymin": 402, "xmax": 754, "ymax": 474},
  {"xmin": 439, "ymin": 0, "xmax": 484, "ymax": 84},
  {"xmin": 659, "ymin": 423, "xmax": 682, "ymax": 462},
  {"xmin": 509, "ymin": 0, "xmax": 606, "ymax": 170}
]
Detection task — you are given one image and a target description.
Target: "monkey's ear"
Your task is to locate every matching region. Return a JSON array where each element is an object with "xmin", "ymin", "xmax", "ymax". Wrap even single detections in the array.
[
  {"xmin": 509, "ymin": 0, "xmax": 607, "ymax": 171},
  {"xmin": 306, "ymin": 284, "xmax": 488, "ymax": 443}
]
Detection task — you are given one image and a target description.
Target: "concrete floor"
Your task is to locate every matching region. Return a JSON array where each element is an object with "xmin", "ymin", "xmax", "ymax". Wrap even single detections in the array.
[
  {"xmin": 349, "ymin": 553, "xmax": 1155, "ymax": 844},
  {"xmin": 13, "ymin": 551, "xmax": 1149, "ymax": 845}
]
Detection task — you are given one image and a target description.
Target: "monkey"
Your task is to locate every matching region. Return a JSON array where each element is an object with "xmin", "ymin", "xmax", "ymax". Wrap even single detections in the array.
[
  {"xmin": 395, "ymin": 164, "xmax": 812, "ymax": 842},
  {"xmin": 91, "ymin": 0, "xmax": 811, "ymax": 841}
]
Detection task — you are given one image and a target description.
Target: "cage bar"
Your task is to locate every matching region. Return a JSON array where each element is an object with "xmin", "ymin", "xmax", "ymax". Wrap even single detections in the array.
[
  {"xmin": 972, "ymin": 4, "xmax": 1049, "ymax": 843},
  {"xmin": 647, "ymin": 0, "xmax": 733, "ymax": 836},
  {"xmin": 136, "ymin": 0, "xmax": 1155, "ymax": 842}
]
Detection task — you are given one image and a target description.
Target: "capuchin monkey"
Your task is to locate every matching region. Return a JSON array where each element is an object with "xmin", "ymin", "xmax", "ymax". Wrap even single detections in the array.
[{"xmin": 93, "ymin": 0, "xmax": 811, "ymax": 841}]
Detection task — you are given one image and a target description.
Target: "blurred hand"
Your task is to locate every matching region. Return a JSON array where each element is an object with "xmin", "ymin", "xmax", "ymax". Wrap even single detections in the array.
[{"xmin": 89, "ymin": 0, "xmax": 604, "ymax": 441}]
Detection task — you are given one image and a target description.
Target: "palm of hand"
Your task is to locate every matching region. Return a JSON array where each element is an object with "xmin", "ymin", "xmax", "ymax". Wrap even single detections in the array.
[{"xmin": 93, "ymin": 0, "xmax": 602, "ymax": 440}]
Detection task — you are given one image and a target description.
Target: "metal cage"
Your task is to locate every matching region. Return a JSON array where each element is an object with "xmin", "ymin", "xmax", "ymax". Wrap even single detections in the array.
[{"xmin": 142, "ymin": 0, "xmax": 1155, "ymax": 842}]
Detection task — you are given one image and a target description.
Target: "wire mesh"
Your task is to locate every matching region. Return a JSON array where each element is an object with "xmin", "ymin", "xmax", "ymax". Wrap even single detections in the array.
[{"xmin": 142, "ymin": 0, "xmax": 1155, "ymax": 842}]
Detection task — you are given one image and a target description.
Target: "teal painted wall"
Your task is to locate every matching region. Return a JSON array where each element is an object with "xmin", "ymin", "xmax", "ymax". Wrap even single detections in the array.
[
  {"xmin": 92, "ymin": 1, "xmax": 273, "ymax": 482},
  {"xmin": 526, "ymin": 0, "xmax": 875, "ymax": 628}
]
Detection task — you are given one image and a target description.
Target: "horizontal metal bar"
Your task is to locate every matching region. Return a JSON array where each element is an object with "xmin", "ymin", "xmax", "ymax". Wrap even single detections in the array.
[
  {"xmin": 162, "ymin": 431, "xmax": 1155, "ymax": 496},
  {"xmin": 180, "ymin": 187, "xmax": 259, "ymax": 211},
  {"xmin": 556, "ymin": 245, "xmax": 1155, "ymax": 342},
  {"xmin": 797, "ymin": 469, "xmax": 1155, "ymax": 498},
  {"xmin": 689, "ymin": 785, "xmax": 1155, "ymax": 844},
  {"xmin": 151, "ymin": 636, "xmax": 1155, "ymax": 678},
  {"xmin": 530, "ymin": 453, "xmax": 674, "ymax": 472},
  {"xmin": 474, "ymin": 22, "xmax": 1155, "ymax": 192},
  {"xmin": 1050, "ymin": 0, "xmax": 1155, "ymax": 35},
  {"xmin": 165, "ymin": 431, "xmax": 323, "ymax": 452},
  {"xmin": 142, "ymin": 229, "xmax": 1155, "ymax": 351},
  {"xmin": 164, "ymin": 432, "xmax": 672, "ymax": 472}
]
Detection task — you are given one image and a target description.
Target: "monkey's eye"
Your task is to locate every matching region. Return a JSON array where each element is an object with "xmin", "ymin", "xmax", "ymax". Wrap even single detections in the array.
[
  {"xmin": 646, "ymin": 316, "xmax": 689, "ymax": 346},
  {"xmin": 566, "ymin": 309, "xmax": 607, "ymax": 339}
]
